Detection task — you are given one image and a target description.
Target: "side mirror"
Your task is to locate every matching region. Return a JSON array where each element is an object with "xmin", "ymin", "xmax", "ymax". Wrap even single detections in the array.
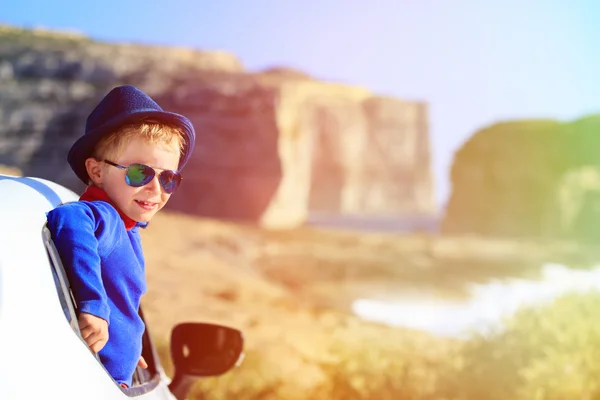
[{"xmin": 168, "ymin": 323, "xmax": 244, "ymax": 400}]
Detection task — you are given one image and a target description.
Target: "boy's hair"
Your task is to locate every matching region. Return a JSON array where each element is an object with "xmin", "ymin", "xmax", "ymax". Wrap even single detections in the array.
[{"xmin": 92, "ymin": 121, "xmax": 186, "ymax": 164}]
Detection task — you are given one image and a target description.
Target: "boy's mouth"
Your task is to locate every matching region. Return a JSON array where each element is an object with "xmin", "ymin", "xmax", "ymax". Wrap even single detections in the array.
[{"xmin": 135, "ymin": 200, "xmax": 158, "ymax": 211}]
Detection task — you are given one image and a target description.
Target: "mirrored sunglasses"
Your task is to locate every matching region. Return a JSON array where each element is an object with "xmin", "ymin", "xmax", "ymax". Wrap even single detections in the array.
[{"xmin": 103, "ymin": 160, "xmax": 182, "ymax": 194}]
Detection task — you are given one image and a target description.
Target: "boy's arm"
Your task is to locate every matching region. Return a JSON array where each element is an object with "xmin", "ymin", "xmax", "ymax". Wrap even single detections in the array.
[{"xmin": 46, "ymin": 203, "xmax": 111, "ymax": 323}]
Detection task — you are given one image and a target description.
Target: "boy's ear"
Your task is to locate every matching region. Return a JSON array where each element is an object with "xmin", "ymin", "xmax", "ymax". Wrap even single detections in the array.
[{"xmin": 85, "ymin": 158, "xmax": 104, "ymax": 186}]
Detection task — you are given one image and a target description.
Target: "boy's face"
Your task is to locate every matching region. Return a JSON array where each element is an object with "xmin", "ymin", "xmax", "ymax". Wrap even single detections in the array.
[{"xmin": 88, "ymin": 137, "xmax": 180, "ymax": 222}]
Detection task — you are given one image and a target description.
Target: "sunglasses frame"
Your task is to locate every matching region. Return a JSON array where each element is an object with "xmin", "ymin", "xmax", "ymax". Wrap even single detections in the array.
[{"xmin": 102, "ymin": 159, "xmax": 182, "ymax": 194}]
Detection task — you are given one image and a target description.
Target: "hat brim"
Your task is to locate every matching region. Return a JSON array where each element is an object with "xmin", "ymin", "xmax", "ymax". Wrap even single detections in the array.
[{"xmin": 68, "ymin": 109, "xmax": 195, "ymax": 184}]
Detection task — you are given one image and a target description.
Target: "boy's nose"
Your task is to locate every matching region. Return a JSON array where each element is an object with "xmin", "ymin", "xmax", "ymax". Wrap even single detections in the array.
[{"xmin": 145, "ymin": 175, "xmax": 161, "ymax": 193}]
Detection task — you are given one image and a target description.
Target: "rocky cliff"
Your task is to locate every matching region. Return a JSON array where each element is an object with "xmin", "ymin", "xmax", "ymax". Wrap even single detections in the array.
[
  {"xmin": 0, "ymin": 25, "xmax": 435, "ymax": 228},
  {"xmin": 442, "ymin": 115, "xmax": 600, "ymax": 240}
]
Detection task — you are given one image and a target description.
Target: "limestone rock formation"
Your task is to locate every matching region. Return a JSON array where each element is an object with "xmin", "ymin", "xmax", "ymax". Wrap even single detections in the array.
[
  {"xmin": 0, "ymin": 25, "xmax": 435, "ymax": 228},
  {"xmin": 442, "ymin": 115, "xmax": 600, "ymax": 240}
]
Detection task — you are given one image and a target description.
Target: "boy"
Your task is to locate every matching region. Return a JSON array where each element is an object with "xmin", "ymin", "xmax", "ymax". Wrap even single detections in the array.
[{"xmin": 46, "ymin": 85, "xmax": 196, "ymax": 388}]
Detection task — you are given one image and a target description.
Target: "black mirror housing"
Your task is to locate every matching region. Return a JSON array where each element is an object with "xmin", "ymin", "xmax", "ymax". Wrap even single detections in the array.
[{"xmin": 168, "ymin": 322, "xmax": 244, "ymax": 399}]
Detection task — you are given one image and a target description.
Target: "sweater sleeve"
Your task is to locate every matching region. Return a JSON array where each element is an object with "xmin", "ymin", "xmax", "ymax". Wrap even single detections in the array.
[{"xmin": 46, "ymin": 203, "xmax": 111, "ymax": 323}]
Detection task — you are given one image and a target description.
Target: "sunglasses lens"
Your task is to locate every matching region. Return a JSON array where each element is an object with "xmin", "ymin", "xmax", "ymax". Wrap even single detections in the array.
[
  {"xmin": 125, "ymin": 164, "xmax": 154, "ymax": 187},
  {"xmin": 159, "ymin": 170, "xmax": 181, "ymax": 194}
]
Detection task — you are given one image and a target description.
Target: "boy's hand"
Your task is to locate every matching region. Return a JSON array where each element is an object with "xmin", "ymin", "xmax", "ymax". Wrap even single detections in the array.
[
  {"xmin": 78, "ymin": 312, "xmax": 109, "ymax": 354},
  {"xmin": 138, "ymin": 356, "xmax": 148, "ymax": 369}
]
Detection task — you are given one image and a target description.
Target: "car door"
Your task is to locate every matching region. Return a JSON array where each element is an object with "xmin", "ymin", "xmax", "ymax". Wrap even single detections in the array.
[{"xmin": 44, "ymin": 225, "xmax": 176, "ymax": 400}]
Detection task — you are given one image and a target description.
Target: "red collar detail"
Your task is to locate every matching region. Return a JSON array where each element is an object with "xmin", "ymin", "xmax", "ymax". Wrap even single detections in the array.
[{"xmin": 79, "ymin": 186, "xmax": 138, "ymax": 231}]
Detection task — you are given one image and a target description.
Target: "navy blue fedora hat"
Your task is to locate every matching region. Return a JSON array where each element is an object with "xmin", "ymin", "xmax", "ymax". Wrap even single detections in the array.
[{"xmin": 68, "ymin": 85, "xmax": 196, "ymax": 184}]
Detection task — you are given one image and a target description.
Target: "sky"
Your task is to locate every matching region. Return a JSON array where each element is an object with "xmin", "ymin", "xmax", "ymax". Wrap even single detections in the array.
[{"xmin": 3, "ymin": 0, "xmax": 600, "ymax": 209}]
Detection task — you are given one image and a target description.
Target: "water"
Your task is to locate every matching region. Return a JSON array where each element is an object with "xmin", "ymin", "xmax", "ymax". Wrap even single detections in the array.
[
  {"xmin": 307, "ymin": 213, "xmax": 439, "ymax": 234},
  {"xmin": 352, "ymin": 263, "xmax": 600, "ymax": 339}
]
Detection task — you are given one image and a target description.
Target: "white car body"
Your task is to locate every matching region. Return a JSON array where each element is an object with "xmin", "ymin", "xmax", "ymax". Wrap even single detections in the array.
[{"xmin": 0, "ymin": 173, "xmax": 242, "ymax": 400}]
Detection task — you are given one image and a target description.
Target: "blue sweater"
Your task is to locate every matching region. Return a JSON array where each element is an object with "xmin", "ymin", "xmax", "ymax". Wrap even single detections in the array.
[{"xmin": 46, "ymin": 193, "xmax": 147, "ymax": 387}]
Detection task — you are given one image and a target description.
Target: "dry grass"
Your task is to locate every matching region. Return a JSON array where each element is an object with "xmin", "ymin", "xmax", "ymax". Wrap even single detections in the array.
[
  {"xmin": 140, "ymin": 212, "xmax": 457, "ymax": 398},
  {"xmin": 138, "ymin": 210, "xmax": 598, "ymax": 399}
]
